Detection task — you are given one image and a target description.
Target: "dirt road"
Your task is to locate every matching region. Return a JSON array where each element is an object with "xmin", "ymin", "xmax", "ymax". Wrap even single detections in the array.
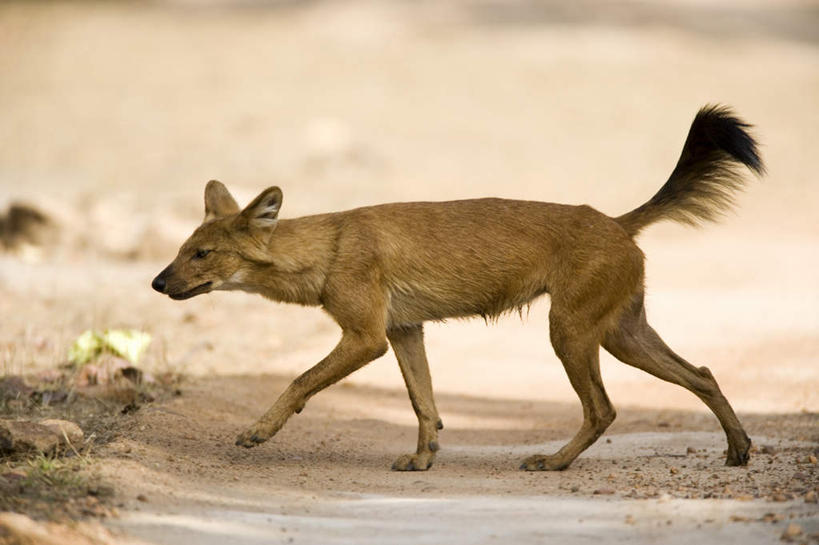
[{"xmin": 100, "ymin": 373, "xmax": 817, "ymax": 544}]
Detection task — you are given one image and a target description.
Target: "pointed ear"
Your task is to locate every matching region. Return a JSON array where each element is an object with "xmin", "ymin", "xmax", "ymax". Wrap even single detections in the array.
[
  {"xmin": 204, "ymin": 180, "xmax": 240, "ymax": 222},
  {"xmin": 240, "ymin": 186, "xmax": 283, "ymax": 230}
]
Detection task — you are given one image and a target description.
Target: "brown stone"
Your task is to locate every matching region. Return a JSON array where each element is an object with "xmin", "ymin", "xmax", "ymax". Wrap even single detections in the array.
[
  {"xmin": 40, "ymin": 419, "xmax": 84, "ymax": 446},
  {"xmin": 0, "ymin": 419, "xmax": 59, "ymax": 455},
  {"xmin": 781, "ymin": 523, "xmax": 802, "ymax": 541}
]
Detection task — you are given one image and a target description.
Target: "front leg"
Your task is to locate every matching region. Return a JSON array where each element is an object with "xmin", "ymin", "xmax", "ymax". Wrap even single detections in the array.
[
  {"xmin": 387, "ymin": 324, "xmax": 443, "ymax": 471},
  {"xmin": 235, "ymin": 329, "xmax": 388, "ymax": 448}
]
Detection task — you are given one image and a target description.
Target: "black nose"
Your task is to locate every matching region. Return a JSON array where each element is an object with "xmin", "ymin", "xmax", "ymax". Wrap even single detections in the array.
[{"xmin": 151, "ymin": 276, "xmax": 166, "ymax": 293}]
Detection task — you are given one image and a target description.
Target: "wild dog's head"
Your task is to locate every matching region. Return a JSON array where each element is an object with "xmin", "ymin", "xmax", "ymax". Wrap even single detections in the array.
[{"xmin": 151, "ymin": 181, "xmax": 282, "ymax": 300}]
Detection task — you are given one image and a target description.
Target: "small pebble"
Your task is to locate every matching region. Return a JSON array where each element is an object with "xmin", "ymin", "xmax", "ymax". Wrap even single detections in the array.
[
  {"xmin": 762, "ymin": 512, "xmax": 784, "ymax": 523},
  {"xmin": 781, "ymin": 523, "xmax": 802, "ymax": 540}
]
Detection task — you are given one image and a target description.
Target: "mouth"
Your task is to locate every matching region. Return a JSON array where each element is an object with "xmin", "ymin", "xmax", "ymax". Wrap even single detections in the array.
[{"xmin": 168, "ymin": 282, "xmax": 213, "ymax": 300}]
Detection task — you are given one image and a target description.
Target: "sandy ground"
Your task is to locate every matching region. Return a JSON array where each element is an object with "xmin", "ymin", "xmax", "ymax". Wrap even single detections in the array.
[{"xmin": 1, "ymin": 0, "xmax": 818, "ymax": 543}]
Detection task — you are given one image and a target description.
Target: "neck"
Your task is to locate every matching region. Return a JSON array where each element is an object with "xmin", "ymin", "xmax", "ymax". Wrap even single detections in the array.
[{"xmin": 222, "ymin": 214, "xmax": 339, "ymax": 306}]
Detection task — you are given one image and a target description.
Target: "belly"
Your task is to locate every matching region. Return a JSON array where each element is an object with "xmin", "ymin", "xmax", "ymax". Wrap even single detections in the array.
[{"xmin": 385, "ymin": 269, "xmax": 550, "ymax": 327}]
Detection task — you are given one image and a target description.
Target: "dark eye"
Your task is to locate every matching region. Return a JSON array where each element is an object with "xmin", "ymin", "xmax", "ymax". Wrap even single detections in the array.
[{"xmin": 194, "ymin": 249, "xmax": 211, "ymax": 259}]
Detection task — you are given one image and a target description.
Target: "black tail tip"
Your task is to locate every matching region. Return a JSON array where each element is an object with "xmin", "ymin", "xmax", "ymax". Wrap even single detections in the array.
[{"xmin": 693, "ymin": 104, "xmax": 766, "ymax": 176}]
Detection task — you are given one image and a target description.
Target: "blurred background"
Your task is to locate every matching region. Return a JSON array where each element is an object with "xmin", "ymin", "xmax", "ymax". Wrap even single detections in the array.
[{"xmin": 1, "ymin": 0, "xmax": 817, "ymax": 414}]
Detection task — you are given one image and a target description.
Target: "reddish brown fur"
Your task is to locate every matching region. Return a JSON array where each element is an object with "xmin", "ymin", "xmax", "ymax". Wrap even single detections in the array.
[{"xmin": 153, "ymin": 105, "xmax": 762, "ymax": 471}]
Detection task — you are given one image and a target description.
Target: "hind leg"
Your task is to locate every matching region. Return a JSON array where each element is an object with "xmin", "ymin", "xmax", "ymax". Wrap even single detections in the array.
[
  {"xmin": 603, "ymin": 295, "xmax": 750, "ymax": 466},
  {"xmin": 521, "ymin": 309, "xmax": 616, "ymax": 471}
]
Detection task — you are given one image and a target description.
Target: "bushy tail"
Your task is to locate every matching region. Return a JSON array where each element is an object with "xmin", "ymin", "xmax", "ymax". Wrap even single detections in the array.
[{"xmin": 615, "ymin": 105, "xmax": 765, "ymax": 237}]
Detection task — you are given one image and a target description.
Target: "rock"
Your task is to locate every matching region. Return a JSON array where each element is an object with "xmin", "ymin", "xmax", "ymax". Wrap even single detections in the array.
[
  {"xmin": 75, "ymin": 355, "xmax": 131, "ymax": 387},
  {"xmin": 35, "ymin": 388, "xmax": 69, "ymax": 406},
  {"xmin": 781, "ymin": 523, "xmax": 802, "ymax": 541},
  {"xmin": 0, "ymin": 375, "xmax": 32, "ymax": 401},
  {"xmin": 0, "ymin": 420, "xmax": 60, "ymax": 455},
  {"xmin": 805, "ymin": 490, "xmax": 817, "ymax": 503},
  {"xmin": 809, "ymin": 455, "xmax": 817, "ymax": 464},
  {"xmin": 120, "ymin": 366, "xmax": 156, "ymax": 385},
  {"xmin": 593, "ymin": 488, "xmax": 615, "ymax": 495},
  {"xmin": 40, "ymin": 419, "xmax": 84, "ymax": 446},
  {"xmin": 0, "ymin": 203, "xmax": 58, "ymax": 252},
  {"xmin": 762, "ymin": 512, "xmax": 785, "ymax": 523},
  {"xmin": 0, "ymin": 418, "xmax": 84, "ymax": 456}
]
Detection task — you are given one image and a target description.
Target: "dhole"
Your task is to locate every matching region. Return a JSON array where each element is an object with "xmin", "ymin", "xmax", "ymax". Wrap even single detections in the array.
[{"xmin": 153, "ymin": 105, "xmax": 763, "ymax": 471}]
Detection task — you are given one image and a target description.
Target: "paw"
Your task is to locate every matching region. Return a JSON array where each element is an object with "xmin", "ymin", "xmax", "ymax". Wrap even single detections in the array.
[
  {"xmin": 235, "ymin": 422, "xmax": 277, "ymax": 449},
  {"xmin": 725, "ymin": 436, "xmax": 751, "ymax": 466},
  {"xmin": 391, "ymin": 452, "xmax": 435, "ymax": 471},
  {"xmin": 519, "ymin": 454, "xmax": 570, "ymax": 471}
]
